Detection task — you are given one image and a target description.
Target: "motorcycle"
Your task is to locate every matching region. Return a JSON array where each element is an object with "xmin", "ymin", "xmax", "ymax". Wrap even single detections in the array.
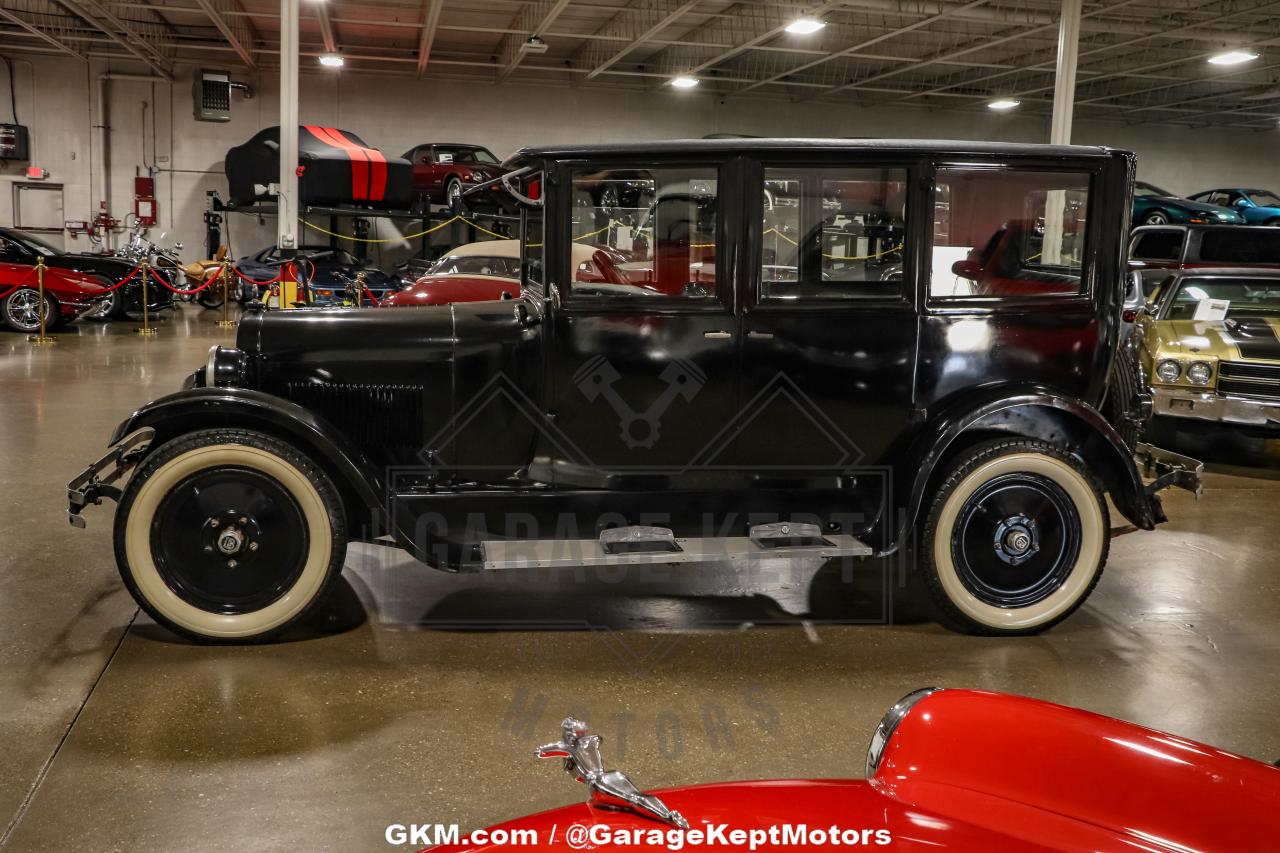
[{"xmin": 101, "ymin": 225, "xmax": 184, "ymax": 318}]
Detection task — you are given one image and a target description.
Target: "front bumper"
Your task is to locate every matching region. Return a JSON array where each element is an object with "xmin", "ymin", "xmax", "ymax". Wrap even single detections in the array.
[
  {"xmin": 1152, "ymin": 387, "xmax": 1280, "ymax": 428},
  {"xmin": 66, "ymin": 427, "xmax": 154, "ymax": 528},
  {"xmin": 1135, "ymin": 441, "xmax": 1203, "ymax": 502}
]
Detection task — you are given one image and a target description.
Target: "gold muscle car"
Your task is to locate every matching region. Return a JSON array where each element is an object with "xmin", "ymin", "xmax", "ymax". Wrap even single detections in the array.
[{"xmin": 1139, "ymin": 267, "xmax": 1280, "ymax": 428}]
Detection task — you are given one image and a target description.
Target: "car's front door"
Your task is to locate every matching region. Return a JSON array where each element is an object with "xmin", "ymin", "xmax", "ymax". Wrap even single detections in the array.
[
  {"xmin": 543, "ymin": 161, "xmax": 742, "ymax": 491},
  {"xmin": 731, "ymin": 160, "xmax": 919, "ymax": 535}
]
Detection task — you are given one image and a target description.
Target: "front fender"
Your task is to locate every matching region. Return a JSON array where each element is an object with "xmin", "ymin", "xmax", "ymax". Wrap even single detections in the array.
[
  {"xmin": 110, "ymin": 387, "xmax": 384, "ymax": 514},
  {"xmin": 893, "ymin": 390, "xmax": 1154, "ymax": 552}
]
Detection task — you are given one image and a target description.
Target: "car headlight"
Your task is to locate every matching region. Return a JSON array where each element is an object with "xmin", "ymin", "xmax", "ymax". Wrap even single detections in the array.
[
  {"xmin": 203, "ymin": 345, "xmax": 247, "ymax": 388},
  {"xmin": 1187, "ymin": 361, "xmax": 1213, "ymax": 385},
  {"xmin": 1155, "ymin": 358, "xmax": 1183, "ymax": 383},
  {"xmin": 866, "ymin": 687, "xmax": 942, "ymax": 778}
]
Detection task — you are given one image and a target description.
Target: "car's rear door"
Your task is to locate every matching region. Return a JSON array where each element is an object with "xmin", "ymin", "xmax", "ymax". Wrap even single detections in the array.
[{"xmin": 732, "ymin": 156, "xmax": 919, "ymax": 534}]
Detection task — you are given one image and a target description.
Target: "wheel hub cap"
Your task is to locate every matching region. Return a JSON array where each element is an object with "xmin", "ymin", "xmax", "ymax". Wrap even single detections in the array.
[
  {"xmin": 216, "ymin": 525, "xmax": 245, "ymax": 556},
  {"xmin": 993, "ymin": 514, "xmax": 1039, "ymax": 565}
]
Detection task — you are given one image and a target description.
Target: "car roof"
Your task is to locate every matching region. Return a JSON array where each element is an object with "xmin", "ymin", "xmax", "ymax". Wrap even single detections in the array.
[
  {"xmin": 443, "ymin": 238, "xmax": 608, "ymax": 266},
  {"xmin": 506, "ymin": 138, "xmax": 1122, "ymax": 165},
  {"xmin": 1170, "ymin": 267, "xmax": 1280, "ymax": 278}
]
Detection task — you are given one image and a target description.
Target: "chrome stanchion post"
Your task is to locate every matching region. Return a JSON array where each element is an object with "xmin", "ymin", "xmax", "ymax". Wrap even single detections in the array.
[
  {"xmin": 27, "ymin": 256, "xmax": 56, "ymax": 344},
  {"xmin": 216, "ymin": 261, "xmax": 236, "ymax": 328},
  {"xmin": 134, "ymin": 261, "xmax": 157, "ymax": 335}
]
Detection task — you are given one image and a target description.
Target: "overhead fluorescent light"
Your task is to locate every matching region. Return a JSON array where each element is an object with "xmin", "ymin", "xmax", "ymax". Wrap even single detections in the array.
[
  {"xmin": 785, "ymin": 18, "xmax": 826, "ymax": 35},
  {"xmin": 987, "ymin": 98, "xmax": 1020, "ymax": 111},
  {"xmin": 670, "ymin": 76, "xmax": 699, "ymax": 89},
  {"xmin": 1208, "ymin": 49, "xmax": 1259, "ymax": 66},
  {"xmin": 318, "ymin": 53, "xmax": 344, "ymax": 68}
]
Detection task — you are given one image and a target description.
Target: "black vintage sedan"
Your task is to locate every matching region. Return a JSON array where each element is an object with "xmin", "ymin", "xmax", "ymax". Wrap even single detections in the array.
[
  {"xmin": 69, "ymin": 139, "xmax": 1199, "ymax": 644},
  {"xmin": 0, "ymin": 227, "xmax": 174, "ymax": 319}
]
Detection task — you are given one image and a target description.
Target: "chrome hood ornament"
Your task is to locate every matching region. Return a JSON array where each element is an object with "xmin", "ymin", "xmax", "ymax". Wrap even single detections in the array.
[{"xmin": 535, "ymin": 717, "xmax": 690, "ymax": 829}]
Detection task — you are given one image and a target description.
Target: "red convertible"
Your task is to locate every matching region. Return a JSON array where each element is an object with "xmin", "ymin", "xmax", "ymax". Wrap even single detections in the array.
[
  {"xmin": 425, "ymin": 689, "xmax": 1279, "ymax": 852},
  {"xmin": 1, "ymin": 260, "xmax": 108, "ymax": 333},
  {"xmin": 381, "ymin": 240, "xmax": 653, "ymax": 307}
]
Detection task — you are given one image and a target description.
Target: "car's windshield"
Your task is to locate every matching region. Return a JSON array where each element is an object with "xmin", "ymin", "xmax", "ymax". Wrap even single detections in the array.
[
  {"xmin": 427, "ymin": 255, "xmax": 519, "ymax": 277},
  {"xmin": 435, "ymin": 146, "xmax": 498, "ymax": 165},
  {"xmin": 264, "ymin": 247, "xmax": 354, "ymax": 265},
  {"xmin": 1247, "ymin": 190, "xmax": 1280, "ymax": 207},
  {"xmin": 7, "ymin": 229, "xmax": 64, "ymax": 256},
  {"xmin": 1165, "ymin": 277, "xmax": 1280, "ymax": 319},
  {"xmin": 1135, "ymin": 181, "xmax": 1172, "ymax": 198}
]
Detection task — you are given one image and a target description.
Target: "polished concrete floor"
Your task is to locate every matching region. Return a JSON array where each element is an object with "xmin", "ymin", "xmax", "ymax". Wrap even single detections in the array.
[{"xmin": 2, "ymin": 306, "xmax": 1279, "ymax": 852}]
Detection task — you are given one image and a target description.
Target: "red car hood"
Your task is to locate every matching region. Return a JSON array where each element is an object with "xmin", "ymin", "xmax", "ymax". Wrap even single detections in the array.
[
  {"xmin": 424, "ymin": 690, "xmax": 1280, "ymax": 852},
  {"xmin": 381, "ymin": 274, "xmax": 519, "ymax": 306},
  {"xmin": 425, "ymin": 779, "xmax": 1050, "ymax": 852}
]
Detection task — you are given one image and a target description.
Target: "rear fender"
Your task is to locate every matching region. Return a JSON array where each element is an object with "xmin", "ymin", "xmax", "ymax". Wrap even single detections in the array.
[
  {"xmin": 891, "ymin": 392, "xmax": 1153, "ymax": 552},
  {"xmin": 110, "ymin": 387, "xmax": 385, "ymax": 528}
]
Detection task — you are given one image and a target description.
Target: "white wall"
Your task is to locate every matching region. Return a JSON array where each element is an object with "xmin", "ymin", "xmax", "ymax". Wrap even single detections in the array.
[{"xmin": 3, "ymin": 55, "xmax": 1278, "ymax": 264}]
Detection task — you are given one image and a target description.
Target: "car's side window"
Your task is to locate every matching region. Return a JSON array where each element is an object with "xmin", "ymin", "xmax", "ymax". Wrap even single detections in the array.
[
  {"xmin": 0, "ymin": 237, "xmax": 23, "ymax": 262},
  {"xmin": 758, "ymin": 167, "xmax": 907, "ymax": 300},
  {"xmin": 567, "ymin": 167, "xmax": 718, "ymax": 301},
  {"xmin": 930, "ymin": 167, "xmax": 1089, "ymax": 300},
  {"xmin": 1131, "ymin": 230, "xmax": 1182, "ymax": 261}
]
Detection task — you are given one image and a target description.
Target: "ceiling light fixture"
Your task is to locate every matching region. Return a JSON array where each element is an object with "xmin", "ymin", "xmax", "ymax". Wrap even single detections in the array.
[
  {"xmin": 988, "ymin": 98, "xmax": 1020, "ymax": 111},
  {"xmin": 670, "ymin": 75, "xmax": 699, "ymax": 89},
  {"xmin": 318, "ymin": 53, "xmax": 344, "ymax": 68},
  {"xmin": 785, "ymin": 18, "xmax": 826, "ymax": 35},
  {"xmin": 1208, "ymin": 49, "xmax": 1259, "ymax": 66}
]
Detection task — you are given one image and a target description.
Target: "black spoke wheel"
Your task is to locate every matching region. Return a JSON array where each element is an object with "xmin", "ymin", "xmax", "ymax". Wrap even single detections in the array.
[
  {"xmin": 114, "ymin": 429, "xmax": 347, "ymax": 643},
  {"xmin": 920, "ymin": 438, "xmax": 1108, "ymax": 635}
]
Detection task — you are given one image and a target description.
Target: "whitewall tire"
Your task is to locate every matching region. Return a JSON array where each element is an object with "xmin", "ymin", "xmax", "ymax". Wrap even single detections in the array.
[
  {"xmin": 113, "ymin": 429, "xmax": 347, "ymax": 643},
  {"xmin": 920, "ymin": 439, "xmax": 1109, "ymax": 635}
]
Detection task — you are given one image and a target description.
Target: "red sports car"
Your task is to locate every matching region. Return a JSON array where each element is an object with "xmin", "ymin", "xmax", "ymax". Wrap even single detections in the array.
[
  {"xmin": 402, "ymin": 143, "xmax": 504, "ymax": 212},
  {"xmin": 423, "ymin": 689, "xmax": 1280, "ymax": 852},
  {"xmin": 0, "ymin": 261, "xmax": 108, "ymax": 333}
]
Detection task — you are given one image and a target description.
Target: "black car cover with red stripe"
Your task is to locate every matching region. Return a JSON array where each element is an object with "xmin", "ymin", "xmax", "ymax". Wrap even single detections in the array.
[{"xmin": 225, "ymin": 126, "xmax": 412, "ymax": 210}]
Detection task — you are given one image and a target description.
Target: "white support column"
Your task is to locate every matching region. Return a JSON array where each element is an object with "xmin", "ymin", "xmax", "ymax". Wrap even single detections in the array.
[
  {"xmin": 278, "ymin": 0, "xmax": 300, "ymax": 251},
  {"xmin": 1050, "ymin": 0, "xmax": 1083, "ymax": 145},
  {"xmin": 1044, "ymin": 0, "xmax": 1082, "ymax": 265}
]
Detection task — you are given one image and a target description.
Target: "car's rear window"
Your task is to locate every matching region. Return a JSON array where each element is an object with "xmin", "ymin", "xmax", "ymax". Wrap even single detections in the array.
[{"xmin": 1197, "ymin": 230, "xmax": 1280, "ymax": 264}]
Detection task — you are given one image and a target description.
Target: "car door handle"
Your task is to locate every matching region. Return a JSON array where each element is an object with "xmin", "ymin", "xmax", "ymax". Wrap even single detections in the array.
[
  {"xmin": 747, "ymin": 330, "xmax": 774, "ymax": 340},
  {"xmin": 703, "ymin": 330, "xmax": 733, "ymax": 340}
]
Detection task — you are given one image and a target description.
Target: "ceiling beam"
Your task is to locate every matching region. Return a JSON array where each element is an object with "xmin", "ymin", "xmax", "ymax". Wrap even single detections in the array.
[
  {"xmin": 315, "ymin": 0, "xmax": 337, "ymax": 54},
  {"xmin": 734, "ymin": 0, "xmax": 991, "ymax": 95},
  {"xmin": 0, "ymin": 7, "xmax": 86, "ymax": 59},
  {"xmin": 577, "ymin": 0, "xmax": 704, "ymax": 80},
  {"xmin": 193, "ymin": 0, "xmax": 255, "ymax": 68},
  {"xmin": 496, "ymin": 0, "xmax": 572, "ymax": 81},
  {"xmin": 56, "ymin": 0, "xmax": 172, "ymax": 78},
  {"xmin": 416, "ymin": 0, "xmax": 443, "ymax": 77}
]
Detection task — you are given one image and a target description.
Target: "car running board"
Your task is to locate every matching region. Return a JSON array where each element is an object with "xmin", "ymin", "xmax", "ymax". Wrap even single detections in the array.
[{"xmin": 480, "ymin": 523, "xmax": 872, "ymax": 570}]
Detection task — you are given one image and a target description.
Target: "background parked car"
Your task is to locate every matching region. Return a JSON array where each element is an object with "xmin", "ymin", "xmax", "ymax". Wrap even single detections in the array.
[
  {"xmin": 1132, "ymin": 180, "xmax": 1244, "ymax": 227},
  {"xmin": 1129, "ymin": 224, "xmax": 1280, "ymax": 292},
  {"xmin": 1188, "ymin": 188, "xmax": 1280, "ymax": 226},
  {"xmin": 0, "ymin": 226, "xmax": 172, "ymax": 320},
  {"xmin": 235, "ymin": 244, "xmax": 403, "ymax": 306},
  {"xmin": 225, "ymin": 126, "xmax": 413, "ymax": 210},
  {"xmin": 402, "ymin": 143, "xmax": 504, "ymax": 212},
  {"xmin": 0, "ymin": 261, "xmax": 107, "ymax": 333}
]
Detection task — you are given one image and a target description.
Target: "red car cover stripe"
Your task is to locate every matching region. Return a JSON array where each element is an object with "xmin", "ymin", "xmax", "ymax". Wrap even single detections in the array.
[
  {"xmin": 304, "ymin": 126, "xmax": 388, "ymax": 202},
  {"xmin": 332, "ymin": 129, "xmax": 388, "ymax": 202}
]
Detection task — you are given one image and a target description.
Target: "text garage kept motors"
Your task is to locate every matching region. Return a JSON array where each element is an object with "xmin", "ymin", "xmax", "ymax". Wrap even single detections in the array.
[{"xmin": 385, "ymin": 823, "xmax": 892, "ymax": 848}]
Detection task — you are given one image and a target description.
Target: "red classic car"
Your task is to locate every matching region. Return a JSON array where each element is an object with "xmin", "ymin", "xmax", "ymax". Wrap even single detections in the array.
[
  {"xmin": 1, "ymin": 260, "xmax": 108, "ymax": 333},
  {"xmin": 402, "ymin": 143, "xmax": 504, "ymax": 212},
  {"xmin": 424, "ymin": 689, "xmax": 1280, "ymax": 852},
  {"xmin": 381, "ymin": 240, "xmax": 652, "ymax": 307}
]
